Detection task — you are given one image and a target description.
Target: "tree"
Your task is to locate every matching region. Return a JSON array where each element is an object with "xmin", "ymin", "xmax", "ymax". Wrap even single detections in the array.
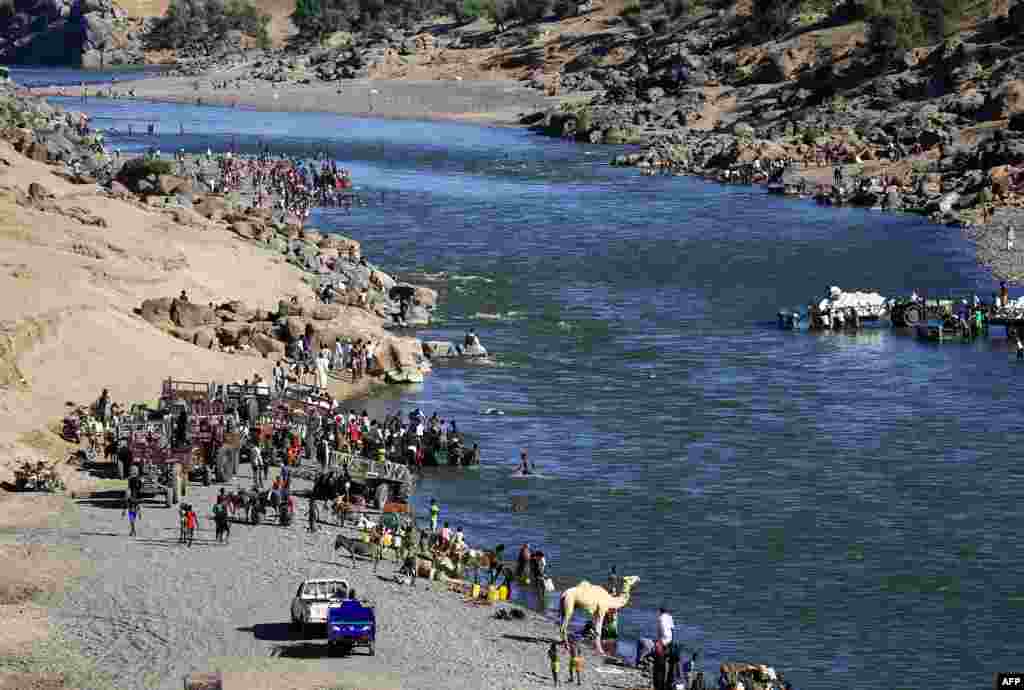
[
  {"xmin": 750, "ymin": 0, "xmax": 800, "ymax": 39},
  {"xmin": 147, "ymin": 0, "xmax": 270, "ymax": 50},
  {"xmin": 514, "ymin": 0, "xmax": 548, "ymax": 23},
  {"xmin": 292, "ymin": 0, "xmax": 324, "ymax": 37},
  {"xmin": 446, "ymin": 0, "xmax": 483, "ymax": 22},
  {"xmin": 484, "ymin": 0, "xmax": 516, "ymax": 32},
  {"xmin": 865, "ymin": 0, "xmax": 924, "ymax": 52}
]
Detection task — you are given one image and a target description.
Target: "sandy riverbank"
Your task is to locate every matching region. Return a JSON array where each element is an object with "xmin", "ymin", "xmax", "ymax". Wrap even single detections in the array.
[
  {"xmin": 5, "ymin": 458, "xmax": 649, "ymax": 690},
  {"xmin": 30, "ymin": 76, "xmax": 560, "ymax": 127}
]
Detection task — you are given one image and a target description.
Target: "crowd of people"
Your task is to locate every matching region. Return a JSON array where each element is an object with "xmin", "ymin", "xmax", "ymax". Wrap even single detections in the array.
[
  {"xmin": 171, "ymin": 148, "xmax": 354, "ymax": 221},
  {"xmin": 314, "ymin": 407, "xmax": 478, "ymax": 469}
]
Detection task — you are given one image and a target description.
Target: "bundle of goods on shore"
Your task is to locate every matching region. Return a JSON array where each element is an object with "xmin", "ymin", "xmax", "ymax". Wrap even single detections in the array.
[
  {"xmin": 719, "ymin": 662, "xmax": 785, "ymax": 690},
  {"xmin": 816, "ymin": 286, "xmax": 888, "ymax": 318}
]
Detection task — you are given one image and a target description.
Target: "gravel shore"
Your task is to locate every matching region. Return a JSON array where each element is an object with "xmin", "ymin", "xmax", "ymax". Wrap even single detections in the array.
[
  {"xmin": 31, "ymin": 76, "xmax": 558, "ymax": 126},
  {"xmin": 19, "ymin": 460, "xmax": 647, "ymax": 690}
]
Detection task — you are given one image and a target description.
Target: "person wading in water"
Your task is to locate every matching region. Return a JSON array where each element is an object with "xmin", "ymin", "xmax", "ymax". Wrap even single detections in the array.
[{"xmin": 518, "ymin": 450, "xmax": 531, "ymax": 475}]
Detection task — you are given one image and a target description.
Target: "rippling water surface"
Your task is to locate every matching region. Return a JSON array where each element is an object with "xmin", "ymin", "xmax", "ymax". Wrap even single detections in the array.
[{"xmin": 47, "ymin": 79, "xmax": 1024, "ymax": 688}]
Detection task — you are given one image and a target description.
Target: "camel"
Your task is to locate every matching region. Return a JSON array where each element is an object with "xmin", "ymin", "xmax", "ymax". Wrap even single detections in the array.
[{"xmin": 558, "ymin": 576, "xmax": 639, "ymax": 655}]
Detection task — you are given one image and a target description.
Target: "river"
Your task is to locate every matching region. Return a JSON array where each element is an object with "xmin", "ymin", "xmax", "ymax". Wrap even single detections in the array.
[{"xmin": 23, "ymin": 68, "xmax": 1024, "ymax": 689}]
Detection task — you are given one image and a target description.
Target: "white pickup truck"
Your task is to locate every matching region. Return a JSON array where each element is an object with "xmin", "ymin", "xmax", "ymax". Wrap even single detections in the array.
[{"xmin": 290, "ymin": 578, "xmax": 350, "ymax": 635}]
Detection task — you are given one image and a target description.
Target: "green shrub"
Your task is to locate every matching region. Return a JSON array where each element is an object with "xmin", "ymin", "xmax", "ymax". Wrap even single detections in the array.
[
  {"xmin": 575, "ymin": 107, "xmax": 592, "ymax": 133},
  {"xmin": 802, "ymin": 126, "xmax": 824, "ymax": 145},
  {"xmin": 118, "ymin": 158, "xmax": 175, "ymax": 183},
  {"xmin": 620, "ymin": 1, "xmax": 641, "ymax": 16}
]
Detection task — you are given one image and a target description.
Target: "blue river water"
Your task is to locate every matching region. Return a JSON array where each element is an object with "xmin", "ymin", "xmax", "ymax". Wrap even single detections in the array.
[{"xmin": 24, "ymin": 68, "xmax": 1024, "ymax": 689}]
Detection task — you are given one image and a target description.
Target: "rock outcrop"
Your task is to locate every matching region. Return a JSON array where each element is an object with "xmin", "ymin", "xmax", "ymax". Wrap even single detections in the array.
[{"xmin": 0, "ymin": 0, "xmax": 144, "ymax": 66}]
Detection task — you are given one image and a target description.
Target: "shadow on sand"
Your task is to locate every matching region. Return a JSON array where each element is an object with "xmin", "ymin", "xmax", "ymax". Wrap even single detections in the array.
[{"xmin": 238, "ymin": 622, "xmax": 299, "ymax": 642}]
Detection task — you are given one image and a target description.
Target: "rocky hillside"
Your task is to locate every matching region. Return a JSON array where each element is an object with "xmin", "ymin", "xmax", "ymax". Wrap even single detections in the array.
[{"xmin": 0, "ymin": 0, "xmax": 147, "ymax": 65}]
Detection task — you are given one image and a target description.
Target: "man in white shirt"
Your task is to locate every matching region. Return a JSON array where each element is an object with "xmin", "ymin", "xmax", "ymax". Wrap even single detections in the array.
[{"xmin": 656, "ymin": 608, "xmax": 674, "ymax": 646}]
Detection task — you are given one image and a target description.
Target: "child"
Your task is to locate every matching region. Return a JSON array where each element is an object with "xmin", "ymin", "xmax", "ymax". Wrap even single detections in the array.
[
  {"xmin": 122, "ymin": 493, "xmax": 140, "ymax": 537},
  {"xmin": 185, "ymin": 506, "xmax": 197, "ymax": 547},
  {"xmin": 568, "ymin": 641, "xmax": 583, "ymax": 685},
  {"xmin": 179, "ymin": 503, "xmax": 189, "ymax": 544},
  {"xmin": 548, "ymin": 642, "xmax": 560, "ymax": 687}
]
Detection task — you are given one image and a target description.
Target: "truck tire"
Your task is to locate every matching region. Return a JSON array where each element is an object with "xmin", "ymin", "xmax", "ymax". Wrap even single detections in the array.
[
  {"xmin": 166, "ymin": 487, "xmax": 173, "ymax": 508},
  {"xmin": 171, "ymin": 482, "xmax": 178, "ymax": 506}
]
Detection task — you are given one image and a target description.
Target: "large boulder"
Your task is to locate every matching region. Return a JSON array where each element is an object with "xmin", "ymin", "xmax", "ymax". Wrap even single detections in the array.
[
  {"xmin": 249, "ymin": 320, "xmax": 276, "ymax": 336},
  {"xmin": 413, "ymin": 286, "xmax": 438, "ymax": 308},
  {"xmin": 231, "ymin": 221, "xmax": 256, "ymax": 239},
  {"xmin": 990, "ymin": 165, "xmax": 1013, "ymax": 195},
  {"xmin": 82, "ymin": 13, "xmax": 113, "ymax": 50},
  {"xmin": 321, "ymin": 234, "xmax": 361, "ymax": 260},
  {"xmin": 405, "ymin": 304, "xmax": 432, "ymax": 326},
  {"xmin": 251, "ymin": 332, "xmax": 285, "ymax": 357},
  {"xmin": 374, "ymin": 335, "xmax": 422, "ymax": 372},
  {"xmin": 193, "ymin": 194, "xmax": 230, "ymax": 220},
  {"xmin": 42, "ymin": 132, "xmax": 75, "ymax": 161},
  {"xmin": 193, "ymin": 327, "xmax": 216, "ymax": 349},
  {"xmin": 222, "ymin": 300, "xmax": 255, "ymax": 320},
  {"xmin": 312, "ymin": 304, "xmax": 341, "ymax": 321},
  {"xmin": 156, "ymin": 174, "xmax": 190, "ymax": 196},
  {"xmin": 985, "ymin": 80, "xmax": 1024, "ymax": 120},
  {"xmin": 216, "ymin": 323, "xmax": 253, "ymax": 347},
  {"xmin": 139, "ymin": 297, "xmax": 174, "ymax": 327},
  {"xmin": 170, "ymin": 299, "xmax": 218, "ymax": 329},
  {"xmin": 285, "ymin": 316, "xmax": 308, "ymax": 340},
  {"xmin": 301, "ymin": 229, "xmax": 323, "ymax": 244}
]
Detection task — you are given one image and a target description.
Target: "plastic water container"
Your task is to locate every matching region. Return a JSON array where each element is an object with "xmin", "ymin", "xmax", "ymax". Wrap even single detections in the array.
[
  {"xmin": 498, "ymin": 585, "xmax": 509, "ymax": 600},
  {"xmin": 487, "ymin": 585, "xmax": 499, "ymax": 602},
  {"xmin": 471, "ymin": 583, "xmax": 481, "ymax": 599}
]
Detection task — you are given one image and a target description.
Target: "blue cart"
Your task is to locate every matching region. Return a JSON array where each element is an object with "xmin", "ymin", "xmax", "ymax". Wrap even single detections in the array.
[{"xmin": 327, "ymin": 600, "xmax": 376, "ymax": 656}]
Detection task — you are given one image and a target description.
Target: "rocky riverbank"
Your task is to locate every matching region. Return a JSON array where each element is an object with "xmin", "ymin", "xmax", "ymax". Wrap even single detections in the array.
[
  {"xmin": 0, "ymin": 75, "xmax": 440, "ymax": 485},
  {"xmin": 516, "ymin": 4, "xmax": 1024, "ymax": 251},
  {"xmin": 0, "ymin": 0, "xmax": 146, "ymax": 67}
]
